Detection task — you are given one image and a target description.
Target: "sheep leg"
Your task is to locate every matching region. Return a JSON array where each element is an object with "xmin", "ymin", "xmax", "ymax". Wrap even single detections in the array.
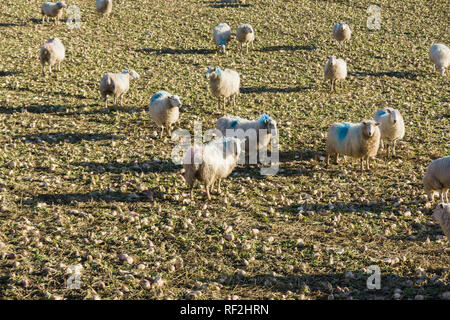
[
  {"xmin": 113, "ymin": 96, "xmax": 118, "ymax": 106},
  {"xmin": 366, "ymin": 157, "xmax": 370, "ymax": 170},
  {"xmin": 42, "ymin": 15, "xmax": 45, "ymax": 23},
  {"xmin": 360, "ymin": 158, "xmax": 364, "ymax": 171},
  {"xmin": 445, "ymin": 189, "xmax": 449, "ymax": 203},
  {"xmin": 251, "ymin": 41, "xmax": 254, "ymax": 50},
  {"xmin": 42, "ymin": 64, "xmax": 46, "ymax": 76},
  {"xmin": 58, "ymin": 61, "xmax": 61, "ymax": 71},
  {"xmin": 103, "ymin": 96, "xmax": 108, "ymax": 108},
  {"xmin": 160, "ymin": 126, "xmax": 165, "ymax": 137},
  {"xmin": 246, "ymin": 43, "xmax": 249, "ymax": 54},
  {"xmin": 190, "ymin": 187, "xmax": 194, "ymax": 200},
  {"xmin": 217, "ymin": 179, "xmax": 222, "ymax": 194},
  {"xmin": 48, "ymin": 64, "xmax": 52, "ymax": 74},
  {"xmin": 326, "ymin": 154, "xmax": 330, "ymax": 166},
  {"xmin": 217, "ymin": 98, "xmax": 221, "ymax": 109},
  {"xmin": 392, "ymin": 140, "xmax": 397, "ymax": 156},
  {"xmin": 167, "ymin": 125, "xmax": 172, "ymax": 137},
  {"xmin": 386, "ymin": 142, "xmax": 390, "ymax": 157},
  {"xmin": 205, "ymin": 183, "xmax": 211, "ymax": 200},
  {"xmin": 335, "ymin": 153, "xmax": 339, "ymax": 164},
  {"xmin": 329, "ymin": 80, "xmax": 333, "ymax": 92}
]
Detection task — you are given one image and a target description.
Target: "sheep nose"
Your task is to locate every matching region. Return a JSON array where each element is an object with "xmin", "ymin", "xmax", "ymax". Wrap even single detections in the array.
[{"xmin": 393, "ymin": 120, "xmax": 397, "ymax": 123}]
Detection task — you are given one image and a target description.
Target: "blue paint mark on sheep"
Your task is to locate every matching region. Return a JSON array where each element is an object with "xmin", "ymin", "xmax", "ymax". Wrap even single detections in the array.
[
  {"xmin": 259, "ymin": 114, "xmax": 272, "ymax": 125},
  {"xmin": 336, "ymin": 123, "xmax": 351, "ymax": 141},
  {"xmin": 215, "ymin": 67, "xmax": 222, "ymax": 76},
  {"xmin": 150, "ymin": 91, "xmax": 169, "ymax": 104},
  {"xmin": 219, "ymin": 39, "xmax": 227, "ymax": 46},
  {"xmin": 376, "ymin": 109, "xmax": 387, "ymax": 117},
  {"xmin": 230, "ymin": 120, "xmax": 238, "ymax": 128}
]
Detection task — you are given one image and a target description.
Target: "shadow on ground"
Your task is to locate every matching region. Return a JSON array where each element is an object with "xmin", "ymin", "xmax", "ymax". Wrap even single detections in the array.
[
  {"xmin": 14, "ymin": 132, "xmax": 120, "ymax": 144},
  {"xmin": 73, "ymin": 160, "xmax": 180, "ymax": 174},
  {"xmin": 241, "ymin": 86, "xmax": 310, "ymax": 94},
  {"xmin": 349, "ymin": 71, "xmax": 418, "ymax": 80},
  {"xmin": 137, "ymin": 48, "xmax": 215, "ymax": 55},
  {"xmin": 259, "ymin": 45, "xmax": 317, "ymax": 52}
]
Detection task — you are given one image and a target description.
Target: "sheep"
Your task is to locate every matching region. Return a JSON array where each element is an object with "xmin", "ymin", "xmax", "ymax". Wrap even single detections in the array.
[
  {"xmin": 324, "ymin": 56, "xmax": 347, "ymax": 92},
  {"xmin": 423, "ymin": 156, "xmax": 450, "ymax": 202},
  {"xmin": 96, "ymin": 0, "xmax": 113, "ymax": 17},
  {"xmin": 432, "ymin": 203, "xmax": 450, "ymax": 240},
  {"xmin": 429, "ymin": 44, "xmax": 450, "ymax": 76},
  {"xmin": 332, "ymin": 22, "xmax": 351, "ymax": 43},
  {"xmin": 41, "ymin": 2, "xmax": 66, "ymax": 24},
  {"xmin": 99, "ymin": 69, "xmax": 140, "ymax": 108},
  {"xmin": 149, "ymin": 91, "xmax": 182, "ymax": 137},
  {"xmin": 374, "ymin": 107, "xmax": 405, "ymax": 156},
  {"xmin": 205, "ymin": 67, "xmax": 240, "ymax": 110},
  {"xmin": 216, "ymin": 114, "xmax": 277, "ymax": 164},
  {"xmin": 39, "ymin": 37, "xmax": 65, "ymax": 75},
  {"xmin": 182, "ymin": 137, "xmax": 241, "ymax": 200},
  {"xmin": 236, "ymin": 24, "xmax": 255, "ymax": 54},
  {"xmin": 326, "ymin": 120, "xmax": 381, "ymax": 171},
  {"xmin": 213, "ymin": 23, "xmax": 232, "ymax": 54}
]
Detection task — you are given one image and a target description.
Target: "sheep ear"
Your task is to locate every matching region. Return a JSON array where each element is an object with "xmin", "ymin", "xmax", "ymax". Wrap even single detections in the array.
[
  {"xmin": 264, "ymin": 119, "xmax": 269, "ymax": 125},
  {"xmin": 362, "ymin": 121, "xmax": 367, "ymax": 126},
  {"xmin": 375, "ymin": 122, "xmax": 380, "ymax": 126},
  {"xmin": 387, "ymin": 108, "xmax": 392, "ymax": 113},
  {"xmin": 438, "ymin": 203, "xmax": 444, "ymax": 209}
]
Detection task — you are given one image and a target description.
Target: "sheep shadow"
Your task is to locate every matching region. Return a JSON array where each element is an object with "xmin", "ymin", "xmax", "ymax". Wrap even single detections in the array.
[
  {"xmin": 240, "ymin": 86, "xmax": 310, "ymax": 94},
  {"xmin": 206, "ymin": 1, "xmax": 251, "ymax": 8},
  {"xmin": 14, "ymin": 132, "xmax": 120, "ymax": 144},
  {"xmin": 259, "ymin": 45, "xmax": 317, "ymax": 52},
  {"xmin": 137, "ymin": 48, "xmax": 215, "ymax": 55},
  {"xmin": 73, "ymin": 160, "xmax": 180, "ymax": 174},
  {"xmin": 0, "ymin": 104, "xmax": 76, "ymax": 114},
  {"xmin": 23, "ymin": 190, "xmax": 163, "ymax": 206},
  {"xmin": 0, "ymin": 71, "xmax": 22, "ymax": 77},
  {"xmin": 349, "ymin": 71, "xmax": 418, "ymax": 80}
]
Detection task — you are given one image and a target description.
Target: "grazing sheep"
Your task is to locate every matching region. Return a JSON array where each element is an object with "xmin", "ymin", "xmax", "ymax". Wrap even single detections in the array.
[
  {"xmin": 149, "ymin": 91, "xmax": 182, "ymax": 137},
  {"xmin": 213, "ymin": 23, "xmax": 232, "ymax": 54},
  {"xmin": 324, "ymin": 56, "xmax": 347, "ymax": 92},
  {"xmin": 183, "ymin": 137, "xmax": 241, "ymax": 200},
  {"xmin": 332, "ymin": 22, "xmax": 351, "ymax": 43},
  {"xmin": 96, "ymin": 0, "xmax": 113, "ymax": 17},
  {"xmin": 39, "ymin": 37, "xmax": 65, "ymax": 75},
  {"xmin": 216, "ymin": 114, "xmax": 277, "ymax": 163},
  {"xmin": 236, "ymin": 24, "xmax": 255, "ymax": 54},
  {"xmin": 374, "ymin": 108, "xmax": 405, "ymax": 156},
  {"xmin": 205, "ymin": 67, "xmax": 240, "ymax": 110},
  {"xmin": 326, "ymin": 120, "xmax": 381, "ymax": 171},
  {"xmin": 432, "ymin": 203, "xmax": 450, "ymax": 240},
  {"xmin": 423, "ymin": 156, "xmax": 450, "ymax": 202},
  {"xmin": 41, "ymin": 2, "xmax": 66, "ymax": 24},
  {"xmin": 99, "ymin": 69, "xmax": 140, "ymax": 108},
  {"xmin": 429, "ymin": 44, "xmax": 450, "ymax": 76}
]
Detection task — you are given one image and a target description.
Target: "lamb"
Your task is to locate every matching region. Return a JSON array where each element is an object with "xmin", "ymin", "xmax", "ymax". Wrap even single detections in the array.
[
  {"xmin": 182, "ymin": 137, "xmax": 241, "ymax": 200},
  {"xmin": 432, "ymin": 203, "xmax": 450, "ymax": 240},
  {"xmin": 149, "ymin": 91, "xmax": 182, "ymax": 137},
  {"xmin": 332, "ymin": 22, "xmax": 351, "ymax": 43},
  {"xmin": 429, "ymin": 44, "xmax": 450, "ymax": 76},
  {"xmin": 213, "ymin": 23, "xmax": 232, "ymax": 54},
  {"xmin": 99, "ymin": 69, "xmax": 140, "ymax": 108},
  {"xmin": 39, "ymin": 37, "xmax": 65, "ymax": 75},
  {"xmin": 374, "ymin": 107, "xmax": 405, "ymax": 156},
  {"xmin": 205, "ymin": 67, "xmax": 240, "ymax": 110},
  {"xmin": 324, "ymin": 56, "xmax": 347, "ymax": 92},
  {"xmin": 96, "ymin": 0, "xmax": 113, "ymax": 17},
  {"xmin": 216, "ymin": 114, "xmax": 277, "ymax": 163},
  {"xmin": 236, "ymin": 24, "xmax": 255, "ymax": 54},
  {"xmin": 326, "ymin": 120, "xmax": 381, "ymax": 171},
  {"xmin": 423, "ymin": 156, "xmax": 450, "ymax": 202},
  {"xmin": 41, "ymin": 2, "xmax": 66, "ymax": 24}
]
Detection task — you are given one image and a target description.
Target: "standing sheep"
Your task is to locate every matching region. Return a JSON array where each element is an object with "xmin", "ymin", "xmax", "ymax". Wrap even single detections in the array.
[
  {"xmin": 432, "ymin": 203, "xmax": 450, "ymax": 240},
  {"xmin": 40, "ymin": 37, "xmax": 65, "ymax": 75},
  {"xmin": 213, "ymin": 23, "xmax": 232, "ymax": 54},
  {"xmin": 236, "ymin": 24, "xmax": 255, "ymax": 54},
  {"xmin": 324, "ymin": 56, "xmax": 347, "ymax": 92},
  {"xmin": 205, "ymin": 67, "xmax": 240, "ymax": 110},
  {"xmin": 41, "ymin": 2, "xmax": 66, "ymax": 24},
  {"xmin": 332, "ymin": 22, "xmax": 351, "ymax": 43},
  {"xmin": 374, "ymin": 108, "xmax": 405, "ymax": 156},
  {"xmin": 429, "ymin": 44, "xmax": 450, "ymax": 76},
  {"xmin": 326, "ymin": 120, "xmax": 381, "ymax": 171},
  {"xmin": 182, "ymin": 137, "xmax": 241, "ymax": 200},
  {"xmin": 96, "ymin": 0, "xmax": 113, "ymax": 17},
  {"xmin": 149, "ymin": 91, "xmax": 182, "ymax": 137},
  {"xmin": 216, "ymin": 114, "xmax": 277, "ymax": 164},
  {"xmin": 99, "ymin": 69, "xmax": 140, "ymax": 108},
  {"xmin": 423, "ymin": 156, "xmax": 450, "ymax": 203}
]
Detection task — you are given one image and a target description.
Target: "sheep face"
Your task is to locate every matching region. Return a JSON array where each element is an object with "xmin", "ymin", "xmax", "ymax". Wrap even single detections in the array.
[
  {"xmin": 124, "ymin": 69, "xmax": 140, "ymax": 80},
  {"xmin": 433, "ymin": 203, "xmax": 450, "ymax": 224},
  {"xmin": 168, "ymin": 95, "xmax": 182, "ymax": 108},
  {"xmin": 328, "ymin": 56, "xmax": 337, "ymax": 66},
  {"xmin": 205, "ymin": 67, "xmax": 220, "ymax": 80},
  {"xmin": 387, "ymin": 108, "xmax": 401, "ymax": 124},
  {"xmin": 362, "ymin": 121, "xmax": 380, "ymax": 138},
  {"xmin": 57, "ymin": 1, "xmax": 67, "ymax": 8}
]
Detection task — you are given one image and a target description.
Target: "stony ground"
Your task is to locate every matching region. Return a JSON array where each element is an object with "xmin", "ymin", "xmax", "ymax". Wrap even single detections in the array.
[{"xmin": 0, "ymin": 0, "xmax": 449, "ymax": 300}]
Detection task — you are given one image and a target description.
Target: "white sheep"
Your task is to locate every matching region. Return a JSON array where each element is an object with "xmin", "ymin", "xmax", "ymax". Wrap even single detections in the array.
[
  {"xmin": 332, "ymin": 22, "xmax": 351, "ymax": 43},
  {"xmin": 96, "ymin": 0, "xmax": 113, "ymax": 17},
  {"xmin": 326, "ymin": 120, "xmax": 381, "ymax": 171},
  {"xmin": 324, "ymin": 56, "xmax": 347, "ymax": 92},
  {"xmin": 213, "ymin": 23, "xmax": 232, "ymax": 54},
  {"xmin": 205, "ymin": 67, "xmax": 240, "ymax": 110},
  {"xmin": 236, "ymin": 24, "xmax": 255, "ymax": 54},
  {"xmin": 99, "ymin": 69, "xmax": 140, "ymax": 108},
  {"xmin": 41, "ymin": 2, "xmax": 66, "ymax": 24},
  {"xmin": 429, "ymin": 44, "xmax": 450, "ymax": 76},
  {"xmin": 39, "ymin": 37, "xmax": 65, "ymax": 75},
  {"xmin": 423, "ymin": 156, "xmax": 450, "ymax": 202},
  {"xmin": 182, "ymin": 137, "xmax": 241, "ymax": 200},
  {"xmin": 432, "ymin": 203, "xmax": 450, "ymax": 240},
  {"xmin": 149, "ymin": 91, "xmax": 182, "ymax": 137},
  {"xmin": 374, "ymin": 108, "xmax": 405, "ymax": 156},
  {"xmin": 216, "ymin": 114, "xmax": 277, "ymax": 163}
]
